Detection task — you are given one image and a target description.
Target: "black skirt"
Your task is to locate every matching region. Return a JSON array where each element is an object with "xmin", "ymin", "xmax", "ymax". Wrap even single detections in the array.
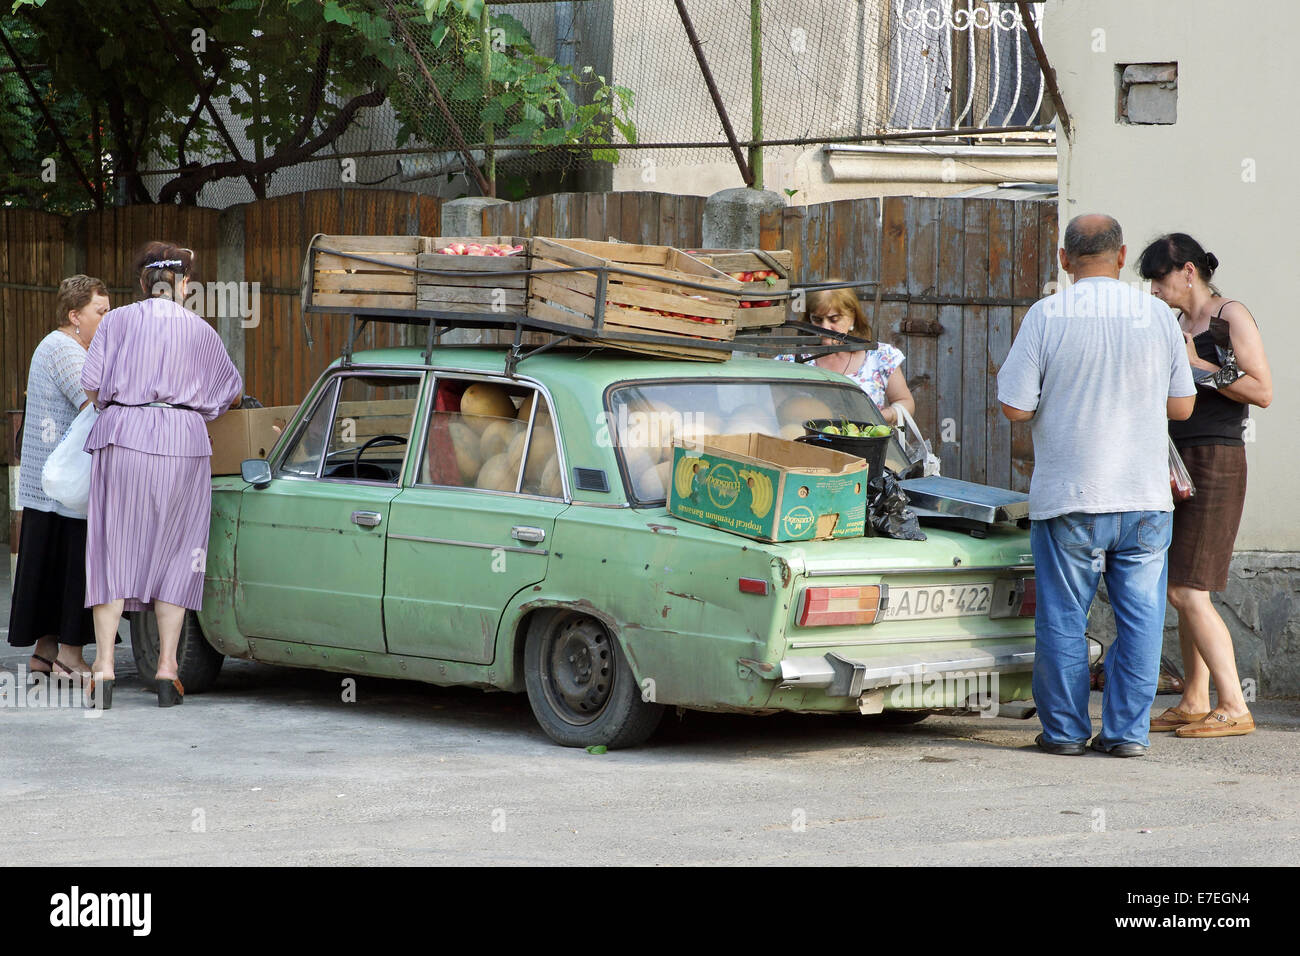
[{"xmin": 7, "ymin": 507, "xmax": 99, "ymax": 647}]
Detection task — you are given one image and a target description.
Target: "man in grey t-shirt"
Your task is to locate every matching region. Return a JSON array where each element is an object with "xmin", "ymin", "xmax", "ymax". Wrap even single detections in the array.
[{"xmin": 998, "ymin": 214, "xmax": 1195, "ymax": 757}]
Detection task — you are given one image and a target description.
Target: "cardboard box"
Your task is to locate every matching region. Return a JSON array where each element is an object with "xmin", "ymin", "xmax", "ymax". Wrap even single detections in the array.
[
  {"xmin": 207, "ymin": 406, "xmax": 296, "ymax": 475},
  {"xmin": 668, "ymin": 433, "xmax": 868, "ymax": 542}
]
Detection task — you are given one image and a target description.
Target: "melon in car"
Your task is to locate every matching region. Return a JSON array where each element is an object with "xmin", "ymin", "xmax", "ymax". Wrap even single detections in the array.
[
  {"xmin": 475, "ymin": 452, "xmax": 518, "ymax": 492},
  {"xmin": 461, "ymin": 383, "xmax": 517, "ymax": 431},
  {"xmin": 447, "ymin": 421, "xmax": 482, "ymax": 482},
  {"xmin": 777, "ymin": 395, "xmax": 833, "ymax": 426},
  {"xmin": 479, "ymin": 418, "xmax": 518, "ymax": 460}
]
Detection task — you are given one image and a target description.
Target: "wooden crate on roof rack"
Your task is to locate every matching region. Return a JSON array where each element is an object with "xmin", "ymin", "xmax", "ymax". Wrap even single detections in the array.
[
  {"xmin": 527, "ymin": 237, "xmax": 741, "ymax": 359},
  {"xmin": 416, "ymin": 236, "xmax": 531, "ymax": 314},
  {"xmin": 682, "ymin": 248, "xmax": 793, "ymax": 329},
  {"xmin": 304, "ymin": 235, "xmax": 430, "ymax": 311}
]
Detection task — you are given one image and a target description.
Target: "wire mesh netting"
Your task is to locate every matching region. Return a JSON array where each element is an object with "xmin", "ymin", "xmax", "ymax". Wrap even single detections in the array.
[{"xmin": 3, "ymin": 0, "xmax": 1052, "ymax": 211}]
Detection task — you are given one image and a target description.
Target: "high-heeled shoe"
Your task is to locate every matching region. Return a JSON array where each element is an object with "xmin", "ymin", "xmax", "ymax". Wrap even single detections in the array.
[
  {"xmin": 157, "ymin": 678, "xmax": 184, "ymax": 708},
  {"xmin": 86, "ymin": 677, "xmax": 114, "ymax": 710}
]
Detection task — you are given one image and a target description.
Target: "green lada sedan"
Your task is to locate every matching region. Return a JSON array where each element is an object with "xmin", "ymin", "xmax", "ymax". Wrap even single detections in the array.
[{"xmin": 131, "ymin": 345, "xmax": 1071, "ymax": 748}]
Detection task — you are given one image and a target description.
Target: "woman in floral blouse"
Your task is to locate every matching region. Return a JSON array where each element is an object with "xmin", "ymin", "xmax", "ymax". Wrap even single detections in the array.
[{"xmin": 778, "ymin": 285, "xmax": 916, "ymax": 423}]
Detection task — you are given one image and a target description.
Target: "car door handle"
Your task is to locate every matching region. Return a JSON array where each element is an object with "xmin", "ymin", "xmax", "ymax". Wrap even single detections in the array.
[
  {"xmin": 511, "ymin": 525, "xmax": 546, "ymax": 544},
  {"xmin": 352, "ymin": 510, "xmax": 383, "ymax": 528}
]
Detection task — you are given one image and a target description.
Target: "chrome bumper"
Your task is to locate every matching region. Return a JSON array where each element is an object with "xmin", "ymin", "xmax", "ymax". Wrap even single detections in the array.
[{"xmin": 776, "ymin": 639, "xmax": 1103, "ymax": 698}]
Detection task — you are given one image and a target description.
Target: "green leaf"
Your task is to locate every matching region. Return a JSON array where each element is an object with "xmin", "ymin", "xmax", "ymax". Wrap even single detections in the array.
[
  {"xmin": 322, "ymin": 1, "xmax": 351, "ymax": 25},
  {"xmin": 585, "ymin": 745, "xmax": 607, "ymax": 755}
]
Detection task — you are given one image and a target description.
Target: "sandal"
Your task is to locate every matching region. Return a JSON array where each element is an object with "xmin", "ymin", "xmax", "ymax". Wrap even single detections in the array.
[
  {"xmin": 1175, "ymin": 709, "xmax": 1255, "ymax": 738},
  {"xmin": 51, "ymin": 659, "xmax": 92, "ymax": 684},
  {"xmin": 28, "ymin": 654, "xmax": 54, "ymax": 685},
  {"xmin": 1150, "ymin": 706, "xmax": 1209, "ymax": 732}
]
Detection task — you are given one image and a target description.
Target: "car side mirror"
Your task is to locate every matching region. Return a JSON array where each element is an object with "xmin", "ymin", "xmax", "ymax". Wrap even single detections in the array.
[{"xmin": 241, "ymin": 458, "xmax": 273, "ymax": 488}]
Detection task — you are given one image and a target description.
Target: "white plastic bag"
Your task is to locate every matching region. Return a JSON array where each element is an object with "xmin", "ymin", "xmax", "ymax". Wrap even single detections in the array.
[
  {"xmin": 893, "ymin": 404, "xmax": 941, "ymax": 477},
  {"xmin": 41, "ymin": 404, "xmax": 98, "ymax": 516}
]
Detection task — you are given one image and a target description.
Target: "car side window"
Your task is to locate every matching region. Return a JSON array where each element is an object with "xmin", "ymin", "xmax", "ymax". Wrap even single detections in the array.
[
  {"xmin": 277, "ymin": 378, "xmax": 338, "ymax": 478},
  {"xmin": 277, "ymin": 373, "xmax": 420, "ymax": 483},
  {"xmin": 420, "ymin": 377, "xmax": 563, "ymax": 497}
]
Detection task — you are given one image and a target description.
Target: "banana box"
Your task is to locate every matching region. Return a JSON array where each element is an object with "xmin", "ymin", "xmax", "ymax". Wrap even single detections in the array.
[{"xmin": 668, "ymin": 433, "xmax": 868, "ymax": 542}]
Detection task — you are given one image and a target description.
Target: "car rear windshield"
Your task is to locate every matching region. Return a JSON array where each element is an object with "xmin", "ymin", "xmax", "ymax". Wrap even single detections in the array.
[{"xmin": 608, "ymin": 379, "xmax": 911, "ymax": 503}]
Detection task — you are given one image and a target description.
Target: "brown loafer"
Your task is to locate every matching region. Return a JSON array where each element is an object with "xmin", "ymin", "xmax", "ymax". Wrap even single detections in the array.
[
  {"xmin": 1175, "ymin": 709, "xmax": 1255, "ymax": 738},
  {"xmin": 1150, "ymin": 706, "xmax": 1209, "ymax": 732}
]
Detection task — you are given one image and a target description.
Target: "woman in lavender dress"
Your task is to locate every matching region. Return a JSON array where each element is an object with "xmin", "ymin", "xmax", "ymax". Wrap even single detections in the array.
[{"xmin": 81, "ymin": 242, "xmax": 242, "ymax": 709}]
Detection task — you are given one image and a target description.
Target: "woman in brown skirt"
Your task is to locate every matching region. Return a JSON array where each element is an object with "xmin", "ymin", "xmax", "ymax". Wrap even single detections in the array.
[{"xmin": 1138, "ymin": 234, "xmax": 1272, "ymax": 738}]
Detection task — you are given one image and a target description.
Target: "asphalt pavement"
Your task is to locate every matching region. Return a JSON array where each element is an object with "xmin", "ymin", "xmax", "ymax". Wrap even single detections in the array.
[{"xmin": 2, "ymin": 563, "xmax": 1297, "ymax": 866}]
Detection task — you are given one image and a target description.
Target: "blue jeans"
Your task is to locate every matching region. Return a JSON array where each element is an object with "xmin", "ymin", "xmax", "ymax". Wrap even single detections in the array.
[{"xmin": 1030, "ymin": 511, "xmax": 1173, "ymax": 748}]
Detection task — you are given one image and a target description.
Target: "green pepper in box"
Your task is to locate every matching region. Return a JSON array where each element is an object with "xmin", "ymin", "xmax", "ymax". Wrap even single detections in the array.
[{"xmin": 668, "ymin": 433, "xmax": 868, "ymax": 542}]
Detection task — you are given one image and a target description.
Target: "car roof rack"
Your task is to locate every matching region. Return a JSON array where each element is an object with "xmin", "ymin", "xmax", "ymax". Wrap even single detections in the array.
[{"xmin": 303, "ymin": 244, "xmax": 877, "ymax": 376}]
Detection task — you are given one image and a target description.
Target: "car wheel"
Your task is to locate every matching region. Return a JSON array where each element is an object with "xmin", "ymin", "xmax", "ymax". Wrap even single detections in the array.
[
  {"xmin": 523, "ymin": 611, "xmax": 664, "ymax": 749},
  {"xmin": 130, "ymin": 610, "xmax": 224, "ymax": 693}
]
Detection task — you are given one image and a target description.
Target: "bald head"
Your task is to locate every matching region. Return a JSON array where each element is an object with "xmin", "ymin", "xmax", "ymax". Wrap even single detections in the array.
[
  {"xmin": 1059, "ymin": 213, "xmax": 1126, "ymax": 280},
  {"xmin": 1064, "ymin": 214, "xmax": 1124, "ymax": 259}
]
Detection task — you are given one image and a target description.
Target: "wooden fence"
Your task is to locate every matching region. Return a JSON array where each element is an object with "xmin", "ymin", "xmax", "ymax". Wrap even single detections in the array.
[
  {"xmin": 1, "ymin": 190, "xmax": 1055, "ymax": 493},
  {"xmin": 760, "ymin": 196, "xmax": 1056, "ymax": 491}
]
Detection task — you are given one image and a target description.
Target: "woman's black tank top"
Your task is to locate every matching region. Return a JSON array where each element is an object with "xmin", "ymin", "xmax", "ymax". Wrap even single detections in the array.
[{"xmin": 1169, "ymin": 301, "xmax": 1249, "ymax": 448}]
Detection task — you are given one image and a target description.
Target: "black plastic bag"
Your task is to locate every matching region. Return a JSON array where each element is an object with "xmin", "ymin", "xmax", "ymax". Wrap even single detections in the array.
[{"xmin": 868, "ymin": 466, "xmax": 926, "ymax": 541}]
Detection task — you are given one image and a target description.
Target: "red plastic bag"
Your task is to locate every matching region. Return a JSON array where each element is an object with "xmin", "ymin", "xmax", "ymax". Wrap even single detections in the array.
[{"xmin": 1169, "ymin": 437, "xmax": 1195, "ymax": 502}]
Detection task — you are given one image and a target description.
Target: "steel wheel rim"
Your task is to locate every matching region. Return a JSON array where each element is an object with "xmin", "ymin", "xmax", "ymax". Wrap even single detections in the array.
[{"xmin": 541, "ymin": 617, "xmax": 614, "ymax": 726}]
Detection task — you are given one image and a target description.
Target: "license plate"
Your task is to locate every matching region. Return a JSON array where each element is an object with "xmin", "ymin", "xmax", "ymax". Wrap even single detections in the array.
[{"xmin": 881, "ymin": 583, "xmax": 994, "ymax": 621}]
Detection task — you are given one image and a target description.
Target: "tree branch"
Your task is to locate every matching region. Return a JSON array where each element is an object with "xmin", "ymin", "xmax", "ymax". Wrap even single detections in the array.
[
  {"xmin": 156, "ymin": 86, "xmax": 387, "ymax": 203},
  {"xmin": 287, "ymin": 40, "xmax": 333, "ymax": 150},
  {"xmin": 0, "ymin": 24, "xmax": 100, "ymax": 207},
  {"xmin": 144, "ymin": 0, "xmax": 263, "ymax": 199}
]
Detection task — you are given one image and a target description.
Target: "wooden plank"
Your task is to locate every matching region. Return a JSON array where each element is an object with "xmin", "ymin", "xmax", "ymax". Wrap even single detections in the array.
[
  {"xmin": 417, "ymin": 286, "xmax": 526, "ymax": 306},
  {"xmin": 934, "ymin": 198, "xmax": 964, "ymax": 479},
  {"xmin": 1037, "ymin": 199, "xmax": 1059, "ymax": 296},
  {"xmin": 584, "ymin": 192, "xmax": 605, "ymax": 241},
  {"xmin": 657, "ymin": 192, "xmax": 677, "ymax": 248},
  {"xmin": 313, "ymin": 234, "xmax": 426, "ymax": 253},
  {"xmin": 960, "ymin": 198, "xmax": 989, "ymax": 485},
  {"xmin": 801, "ymin": 201, "xmax": 829, "ymax": 286},
  {"xmin": 905, "ymin": 196, "xmax": 940, "ymax": 441},
  {"xmin": 306, "ymin": 292, "xmax": 417, "ymax": 310},
  {"xmin": 529, "ymin": 274, "xmax": 736, "ymax": 334},
  {"xmin": 415, "ymin": 271, "xmax": 527, "ymax": 290},
  {"xmin": 1009, "ymin": 201, "xmax": 1040, "ymax": 494},
  {"xmin": 781, "ymin": 205, "xmax": 805, "ymax": 294},
  {"xmin": 618, "ymin": 192, "xmax": 639, "ymax": 244},
  {"xmin": 758, "ymin": 209, "xmax": 783, "ymax": 252},
  {"xmin": 985, "ymin": 199, "xmax": 1015, "ymax": 491}
]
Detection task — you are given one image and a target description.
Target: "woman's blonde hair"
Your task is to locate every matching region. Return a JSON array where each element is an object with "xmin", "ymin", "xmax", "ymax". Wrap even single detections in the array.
[
  {"xmin": 55, "ymin": 274, "xmax": 108, "ymax": 329},
  {"xmin": 806, "ymin": 284, "xmax": 872, "ymax": 341}
]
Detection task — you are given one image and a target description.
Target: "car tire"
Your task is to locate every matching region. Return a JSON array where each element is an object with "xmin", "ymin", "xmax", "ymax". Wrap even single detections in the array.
[
  {"xmin": 129, "ymin": 610, "xmax": 225, "ymax": 693},
  {"xmin": 523, "ymin": 611, "xmax": 664, "ymax": 749}
]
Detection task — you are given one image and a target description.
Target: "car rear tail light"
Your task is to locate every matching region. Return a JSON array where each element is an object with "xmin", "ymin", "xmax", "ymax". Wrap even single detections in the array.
[
  {"xmin": 990, "ymin": 577, "xmax": 1035, "ymax": 619},
  {"xmin": 1019, "ymin": 578, "xmax": 1036, "ymax": 617},
  {"xmin": 798, "ymin": 585, "xmax": 882, "ymax": 627},
  {"xmin": 738, "ymin": 577, "xmax": 768, "ymax": 595}
]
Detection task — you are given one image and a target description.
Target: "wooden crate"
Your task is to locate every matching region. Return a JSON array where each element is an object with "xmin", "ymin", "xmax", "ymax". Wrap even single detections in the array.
[
  {"xmin": 682, "ymin": 248, "xmax": 794, "ymax": 329},
  {"xmin": 528, "ymin": 238, "xmax": 740, "ymax": 352},
  {"xmin": 416, "ymin": 236, "xmax": 530, "ymax": 315},
  {"xmin": 304, "ymin": 235, "xmax": 429, "ymax": 311}
]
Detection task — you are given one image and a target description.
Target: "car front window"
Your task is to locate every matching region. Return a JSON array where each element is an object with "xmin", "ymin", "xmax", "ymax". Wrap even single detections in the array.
[{"xmin": 608, "ymin": 379, "xmax": 910, "ymax": 503}]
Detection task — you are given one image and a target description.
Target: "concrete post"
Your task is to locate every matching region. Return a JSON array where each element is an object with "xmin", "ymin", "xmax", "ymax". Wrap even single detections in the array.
[
  {"xmin": 701, "ymin": 187, "xmax": 785, "ymax": 250},
  {"xmin": 215, "ymin": 205, "xmax": 247, "ymax": 384},
  {"xmin": 441, "ymin": 197, "xmax": 507, "ymax": 238},
  {"xmin": 439, "ymin": 198, "xmax": 509, "ymax": 345}
]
